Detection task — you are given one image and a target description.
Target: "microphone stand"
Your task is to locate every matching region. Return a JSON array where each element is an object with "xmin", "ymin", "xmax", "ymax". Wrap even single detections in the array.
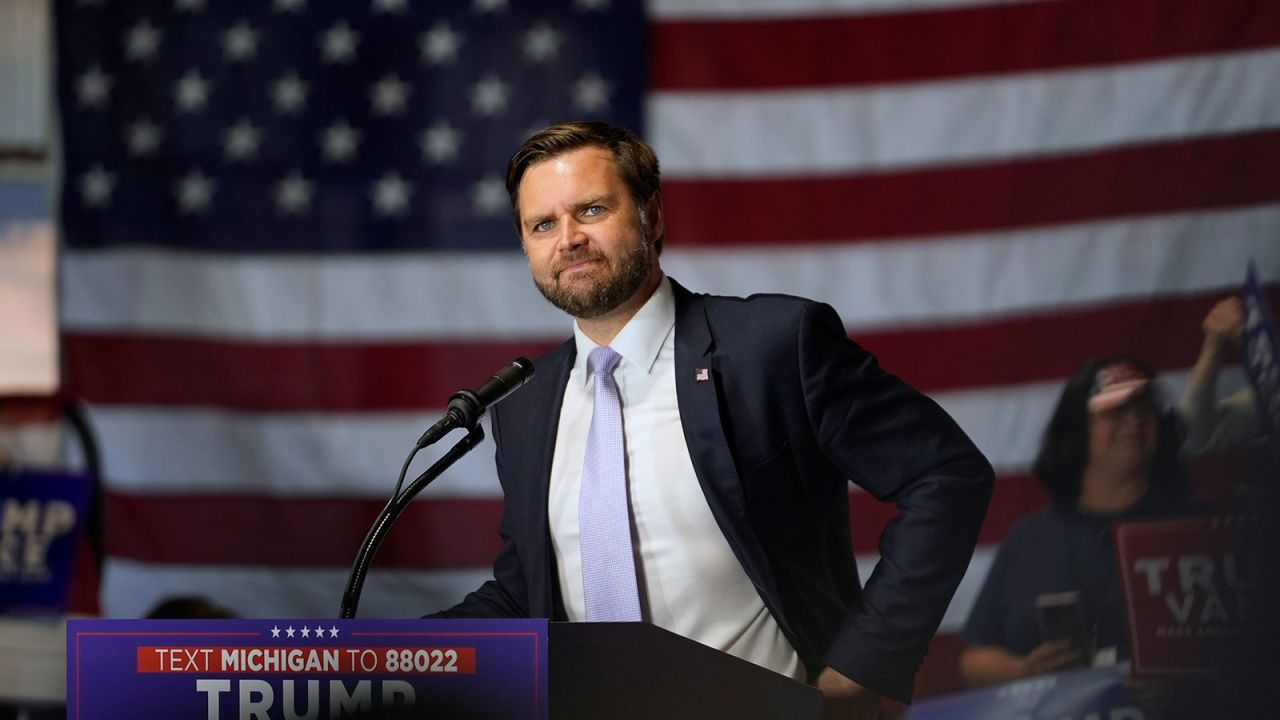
[{"xmin": 339, "ymin": 424, "xmax": 486, "ymax": 619}]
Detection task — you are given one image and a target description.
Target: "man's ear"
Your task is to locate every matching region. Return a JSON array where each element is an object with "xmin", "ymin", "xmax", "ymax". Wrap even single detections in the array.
[{"xmin": 647, "ymin": 191, "xmax": 665, "ymax": 244}]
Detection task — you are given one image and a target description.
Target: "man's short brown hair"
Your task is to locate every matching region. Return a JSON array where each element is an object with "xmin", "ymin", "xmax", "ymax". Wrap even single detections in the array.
[{"xmin": 506, "ymin": 121, "xmax": 663, "ymax": 252}]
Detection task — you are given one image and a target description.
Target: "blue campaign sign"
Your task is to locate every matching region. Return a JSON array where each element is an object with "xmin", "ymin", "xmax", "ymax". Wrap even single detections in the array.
[
  {"xmin": 905, "ymin": 666, "xmax": 1140, "ymax": 720},
  {"xmin": 67, "ymin": 618, "xmax": 549, "ymax": 720},
  {"xmin": 1241, "ymin": 262, "xmax": 1280, "ymax": 437},
  {"xmin": 0, "ymin": 467, "xmax": 93, "ymax": 614}
]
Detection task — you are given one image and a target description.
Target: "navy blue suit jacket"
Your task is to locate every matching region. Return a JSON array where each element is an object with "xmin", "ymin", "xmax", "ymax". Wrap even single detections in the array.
[{"xmin": 436, "ymin": 279, "xmax": 993, "ymax": 702}]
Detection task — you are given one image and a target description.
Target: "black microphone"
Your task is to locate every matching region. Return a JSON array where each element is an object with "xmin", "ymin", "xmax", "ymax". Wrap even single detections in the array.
[{"xmin": 415, "ymin": 357, "xmax": 535, "ymax": 448}]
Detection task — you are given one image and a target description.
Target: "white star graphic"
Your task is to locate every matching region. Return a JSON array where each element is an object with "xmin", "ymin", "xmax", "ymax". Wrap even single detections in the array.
[
  {"xmin": 370, "ymin": 74, "xmax": 410, "ymax": 117},
  {"xmin": 79, "ymin": 165, "xmax": 115, "ymax": 208},
  {"xmin": 419, "ymin": 22, "xmax": 462, "ymax": 66},
  {"xmin": 222, "ymin": 21, "xmax": 260, "ymax": 63},
  {"xmin": 329, "ymin": 627, "xmax": 340, "ymax": 638},
  {"xmin": 471, "ymin": 176, "xmax": 507, "ymax": 217},
  {"xmin": 272, "ymin": 71, "xmax": 309, "ymax": 114},
  {"xmin": 572, "ymin": 71, "xmax": 611, "ymax": 113},
  {"xmin": 76, "ymin": 66, "xmax": 112, "ymax": 108},
  {"xmin": 223, "ymin": 118, "xmax": 262, "ymax": 161},
  {"xmin": 124, "ymin": 19, "xmax": 162, "ymax": 62},
  {"xmin": 274, "ymin": 0, "xmax": 306, "ymax": 11},
  {"xmin": 372, "ymin": 0, "xmax": 407, "ymax": 14},
  {"xmin": 175, "ymin": 169, "xmax": 215, "ymax": 214},
  {"xmin": 522, "ymin": 22, "xmax": 561, "ymax": 63},
  {"xmin": 126, "ymin": 117, "xmax": 162, "ymax": 157},
  {"xmin": 300, "ymin": 626, "xmax": 311, "ymax": 638},
  {"xmin": 370, "ymin": 171, "xmax": 413, "ymax": 217},
  {"xmin": 174, "ymin": 69, "xmax": 211, "ymax": 113},
  {"xmin": 271, "ymin": 626, "xmax": 281, "ymax": 638},
  {"xmin": 472, "ymin": 0, "xmax": 508, "ymax": 13},
  {"xmin": 174, "ymin": 0, "xmax": 206, "ymax": 12},
  {"xmin": 320, "ymin": 120, "xmax": 361, "ymax": 163},
  {"xmin": 470, "ymin": 75, "xmax": 509, "ymax": 116},
  {"xmin": 418, "ymin": 120, "xmax": 462, "ymax": 164},
  {"xmin": 320, "ymin": 21, "xmax": 359, "ymax": 64},
  {"xmin": 314, "ymin": 625, "xmax": 325, "ymax": 637},
  {"xmin": 275, "ymin": 171, "xmax": 313, "ymax": 216},
  {"xmin": 574, "ymin": 0, "xmax": 610, "ymax": 10},
  {"xmin": 285, "ymin": 626, "xmax": 296, "ymax": 638}
]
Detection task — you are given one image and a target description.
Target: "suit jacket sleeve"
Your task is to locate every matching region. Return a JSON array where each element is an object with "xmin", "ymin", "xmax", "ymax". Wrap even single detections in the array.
[
  {"xmin": 427, "ymin": 405, "xmax": 531, "ymax": 619},
  {"xmin": 798, "ymin": 301, "xmax": 994, "ymax": 700}
]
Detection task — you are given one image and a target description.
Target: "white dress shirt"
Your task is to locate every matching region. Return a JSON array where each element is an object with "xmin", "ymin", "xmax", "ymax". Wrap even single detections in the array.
[{"xmin": 547, "ymin": 276, "xmax": 802, "ymax": 679}]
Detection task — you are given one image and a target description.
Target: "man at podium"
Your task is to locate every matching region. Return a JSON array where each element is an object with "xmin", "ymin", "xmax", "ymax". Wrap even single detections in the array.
[{"xmin": 430, "ymin": 122, "xmax": 994, "ymax": 719}]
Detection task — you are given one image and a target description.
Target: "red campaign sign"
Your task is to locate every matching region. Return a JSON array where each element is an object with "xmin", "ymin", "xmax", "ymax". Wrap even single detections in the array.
[
  {"xmin": 1115, "ymin": 516, "xmax": 1257, "ymax": 677},
  {"xmin": 136, "ymin": 646, "xmax": 477, "ymax": 674}
]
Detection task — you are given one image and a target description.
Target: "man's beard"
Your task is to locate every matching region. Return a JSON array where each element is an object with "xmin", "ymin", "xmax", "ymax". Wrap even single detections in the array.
[{"xmin": 534, "ymin": 235, "xmax": 654, "ymax": 319}]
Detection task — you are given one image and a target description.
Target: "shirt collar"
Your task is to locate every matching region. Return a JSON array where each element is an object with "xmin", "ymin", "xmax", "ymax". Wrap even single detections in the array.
[{"xmin": 572, "ymin": 275, "xmax": 676, "ymax": 385}]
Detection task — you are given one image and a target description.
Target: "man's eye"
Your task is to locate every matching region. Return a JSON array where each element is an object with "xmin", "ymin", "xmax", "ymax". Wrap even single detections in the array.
[
  {"xmin": 533, "ymin": 220, "xmax": 553, "ymax": 232},
  {"xmin": 583, "ymin": 206, "xmax": 604, "ymax": 217}
]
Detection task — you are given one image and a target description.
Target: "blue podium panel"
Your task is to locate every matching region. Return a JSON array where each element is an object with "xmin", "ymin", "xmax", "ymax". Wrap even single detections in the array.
[{"xmin": 68, "ymin": 618, "xmax": 548, "ymax": 719}]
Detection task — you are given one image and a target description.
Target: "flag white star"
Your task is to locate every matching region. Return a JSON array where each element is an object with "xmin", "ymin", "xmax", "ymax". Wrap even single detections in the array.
[
  {"xmin": 371, "ymin": 171, "xmax": 413, "ymax": 217},
  {"xmin": 273, "ymin": 0, "xmax": 306, "ymax": 11},
  {"xmin": 329, "ymin": 626, "xmax": 339, "ymax": 638},
  {"xmin": 222, "ymin": 21, "xmax": 260, "ymax": 63},
  {"xmin": 272, "ymin": 72, "xmax": 309, "ymax": 114},
  {"xmin": 79, "ymin": 165, "xmax": 115, "ymax": 208},
  {"xmin": 320, "ymin": 21, "xmax": 359, "ymax": 64},
  {"xmin": 76, "ymin": 66, "xmax": 112, "ymax": 108},
  {"xmin": 470, "ymin": 75, "xmax": 509, "ymax": 116},
  {"xmin": 174, "ymin": 69, "xmax": 211, "ymax": 113},
  {"xmin": 522, "ymin": 22, "xmax": 561, "ymax": 63},
  {"xmin": 127, "ymin": 117, "xmax": 162, "ymax": 157},
  {"xmin": 574, "ymin": 0, "xmax": 610, "ymax": 10},
  {"xmin": 419, "ymin": 22, "xmax": 462, "ymax": 66},
  {"xmin": 320, "ymin": 120, "xmax": 361, "ymax": 163},
  {"xmin": 472, "ymin": 0, "xmax": 508, "ymax": 13},
  {"xmin": 124, "ymin": 19, "xmax": 162, "ymax": 62},
  {"xmin": 272, "ymin": 170, "xmax": 312, "ymax": 213},
  {"xmin": 223, "ymin": 118, "xmax": 262, "ymax": 161},
  {"xmin": 285, "ymin": 626, "xmax": 296, "ymax": 638},
  {"xmin": 572, "ymin": 71, "xmax": 611, "ymax": 113},
  {"xmin": 370, "ymin": 74, "xmax": 410, "ymax": 117},
  {"xmin": 174, "ymin": 0, "xmax": 206, "ymax": 12},
  {"xmin": 175, "ymin": 169, "xmax": 215, "ymax": 214},
  {"xmin": 372, "ymin": 0, "xmax": 407, "ymax": 14},
  {"xmin": 300, "ymin": 626, "xmax": 311, "ymax": 638},
  {"xmin": 418, "ymin": 121, "xmax": 462, "ymax": 164},
  {"xmin": 472, "ymin": 176, "xmax": 507, "ymax": 217},
  {"xmin": 314, "ymin": 625, "xmax": 324, "ymax": 637},
  {"xmin": 271, "ymin": 626, "xmax": 281, "ymax": 638}
]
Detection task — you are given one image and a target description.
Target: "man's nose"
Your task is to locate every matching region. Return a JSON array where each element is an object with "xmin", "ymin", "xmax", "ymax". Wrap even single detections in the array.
[{"xmin": 556, "ymin": 219, "xmax": 588, "ymax": 251}]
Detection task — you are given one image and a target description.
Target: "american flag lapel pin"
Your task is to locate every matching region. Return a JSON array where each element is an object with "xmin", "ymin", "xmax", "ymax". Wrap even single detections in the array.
[{"xmin": 695, "ymin": 368, "xmax": 710, "ymax": 382}]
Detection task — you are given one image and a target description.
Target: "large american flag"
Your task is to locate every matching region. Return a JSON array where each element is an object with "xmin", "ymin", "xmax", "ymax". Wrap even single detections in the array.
[{"xmin": 55, "ymin": 0, "xmax": 1280, "ymax": 691}]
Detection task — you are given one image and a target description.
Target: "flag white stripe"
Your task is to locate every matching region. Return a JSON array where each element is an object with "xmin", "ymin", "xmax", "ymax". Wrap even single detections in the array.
[
  {"xmin": 650, "ymin": 49, "xmax": 1280, "ymax": 177},
  {"xmin": 647, "ymin": 0, "xmax": 1051, "ymax": 21},
  {"xmin": 88, "ymin": 367, "xmax": 1246, "ymax": 497},
  {"xmin": 102, "ymin": 551, "xmax": 994, "ymax": 634},
  {"xmin": 61, "ymin": 203, "xmax": 1280, "ymax": 339}
]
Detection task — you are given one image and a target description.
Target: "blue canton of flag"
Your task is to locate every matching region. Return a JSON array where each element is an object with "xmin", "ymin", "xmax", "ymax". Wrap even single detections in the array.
[{"xmin": 55, "ymin": 0, "xmax": 646, "ymax": 252}]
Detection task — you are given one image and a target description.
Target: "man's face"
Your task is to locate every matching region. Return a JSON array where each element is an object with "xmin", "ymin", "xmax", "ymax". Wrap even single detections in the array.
[{"xmin": 517, "ymin": 146, "xmax": 659, "ymax": 319}]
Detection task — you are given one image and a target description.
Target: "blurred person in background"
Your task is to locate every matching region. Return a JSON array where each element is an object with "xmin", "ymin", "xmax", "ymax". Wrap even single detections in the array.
[
  {"xmin": 958, "ymin": 356, "xmax": 1192, "ymax": 687},
  {"xmin": 1180, "ymin": 296, "xmax": 1265, "ymax": 455}
]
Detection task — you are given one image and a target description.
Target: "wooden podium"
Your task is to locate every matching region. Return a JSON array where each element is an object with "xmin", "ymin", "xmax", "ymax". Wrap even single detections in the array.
[
  {"xmin": 550, "ymin": 622, "xmax": 822, "ymax": 719},
  {"xmin": 67, "ymin": 618, "xmax": 822, "ymax": 719}
]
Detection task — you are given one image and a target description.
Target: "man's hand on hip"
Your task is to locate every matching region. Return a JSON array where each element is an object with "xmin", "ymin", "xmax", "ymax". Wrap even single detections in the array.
[{"xmin": 816, "ymin": 667, "xmax": 881, "ymax": 720}]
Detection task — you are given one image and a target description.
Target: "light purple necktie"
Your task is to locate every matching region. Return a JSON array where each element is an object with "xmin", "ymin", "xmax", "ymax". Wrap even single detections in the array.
[{"xmin": 579, "ymin": 346, "xmax": 643, "ymax": 622}]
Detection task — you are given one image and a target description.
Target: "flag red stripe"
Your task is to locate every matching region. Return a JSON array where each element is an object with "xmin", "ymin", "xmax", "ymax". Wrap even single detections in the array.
[
  {"xmin": 664, "ymin": 130, "xmax": 1280, "ymax": 245},
  {"xmin": 103, "ymin": 474, "xmax": 1047, "ymax": 568},
  {"xmin": 651, "ymin": 0, "xmax": 1280, "ymax": 90},
  {"xmin": 64, "ymin": 289, "xmax": 1274, "ymax": 410}
]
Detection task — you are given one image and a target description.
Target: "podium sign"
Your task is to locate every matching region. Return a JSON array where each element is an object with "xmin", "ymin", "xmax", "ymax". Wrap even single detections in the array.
[
  {"xmin": 0, "ymin": 468, "xmax": 93, "ymax": 614},
  {"xmin": 68, "ymin": 618, "xmax": 548, "ymax": 719},
  {"xmin": 1115, "ymin": 516, "xmax": 1253, "ymax": 677}
]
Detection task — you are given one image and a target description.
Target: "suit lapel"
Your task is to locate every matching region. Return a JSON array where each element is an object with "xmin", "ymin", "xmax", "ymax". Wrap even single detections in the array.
[{"xmin": 670, "ymin": 280, "xmax": 786, "ymax": 623}]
